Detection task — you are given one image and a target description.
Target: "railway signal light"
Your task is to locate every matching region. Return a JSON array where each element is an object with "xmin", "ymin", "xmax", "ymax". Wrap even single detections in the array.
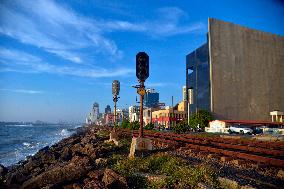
[
  {"xmin": 112, "ymin": 80, "xmax": 120, "ymax": 96},
  {"xmin": 136, "ymin": 52, "xmax": 149, "ymax": 82}
]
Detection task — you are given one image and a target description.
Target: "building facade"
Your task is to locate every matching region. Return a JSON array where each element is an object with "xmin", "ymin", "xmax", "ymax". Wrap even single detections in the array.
[
  {"xmin": 105, "ymin": 113, "xmax": 114, "ymax": 126},
  {"xmin": 152, "ymin": 105, "xmax": 187, "ymax": 129},
  {"xmin": 144, "ymin": 89, "xmax": 159, "ymax": 108},
  {"xmin": 105, "ymin": 105, "xmax": 111, "ymax": 114},
  {"xmin": 85, "ymin": 102, "xmax": 100, "ymax": 124},
  {"xmin": 182, "ymin": 86, "xmax": 187, "ymax": 102},
  {"xmin": 129, "ymin": 105, "xmax": 140, "ymax": 122},
  {"xmin": 116, "ymin": 108, "xmax": 129, "ymax": 124},
  {"xmin": 186, "ymin": 18, "xmax": 284, "ymax": 121},
  {"xmin": 143, "ymin": 107, "xmax": 161, "ymax": 125}
]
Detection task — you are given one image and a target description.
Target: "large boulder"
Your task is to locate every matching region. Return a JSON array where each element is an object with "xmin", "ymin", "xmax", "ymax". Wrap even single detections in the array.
[
  {"xmin": 81, "ymin": 144, "xmax": 97, "ymax": 159},
  {"xmin": 71, "ymin": 143, "xmax": 84, "ymax": 156},
  {"xmin": 5, "ymin": 166, "xmax": 31, "ymax": 185},
  {"xmin": 87, "ymin": 169, "xmax": 104, "ymax": 180},
  {"xmin": 83, "ymin": 179, "xmax": 107, "ymax": 189},
  {"xmin": 60, "ymin": 146, "xmax": 72, "ymax": 161},
  {"xmin": 102, "ymin": 168, "xmax": 128, "ymax": 189},
  {"xmin": 0, "ymin": 164, "xmax": 8, "ymax": 184},
  {"xmin": 0, "ymin": 164, "xmax": 7, "ymax": 177},
  {"xmin": 21, "ymin": 157, "xmax": 93, "ymax": 189}
]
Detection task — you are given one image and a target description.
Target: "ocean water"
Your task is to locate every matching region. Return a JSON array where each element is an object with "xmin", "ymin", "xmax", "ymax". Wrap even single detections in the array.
[{"xmin": 0, "ymin": 124, "xmax": 80, "ymax": 167}]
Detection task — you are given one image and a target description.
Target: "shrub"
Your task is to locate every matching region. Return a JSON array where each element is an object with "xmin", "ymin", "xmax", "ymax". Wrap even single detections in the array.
[
  {"xmin": 173, "ymin": 121, "xmax": 189, "ymax": 134},
  {"xmin": 188, "ymin": 110, "xmax": 213, "ymax": 130},
  {"xmin": 130, "ymin": 121, "xmax": 140, "ymax": 130},
  {"xmin": 121, "ymin": 119, "xmax": 130, "ymax": 129},
  {"xmin": 144, "ymin": 123, "xmax": 154, "ymax": 130}
]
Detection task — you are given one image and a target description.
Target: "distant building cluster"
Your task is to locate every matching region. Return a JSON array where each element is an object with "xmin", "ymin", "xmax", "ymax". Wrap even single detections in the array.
[
  {"xmin": 86, "ymin": 87, "xmax": 190, "ymax": 129},
  {"xmin": 85, "ymin": 102, "xmax": 99, "ymax": 125}
]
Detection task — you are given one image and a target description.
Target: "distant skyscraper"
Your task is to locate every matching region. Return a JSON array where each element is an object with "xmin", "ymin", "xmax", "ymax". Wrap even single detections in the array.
[
  {"xmin": 129, "ymin": 106, "xmax": 140, "ymax": 122},
  {"xmin": 105, "ymin": 105, "xmax": 111, "ymax": 114},
  {"xmin": 93, "ymin": 102, "xmax": 99, "ymax": 119},
  {"xmin": 182, "ymin": 86, "xmax": 187, "ymax": 101},
  {"xmin": 144, "ymin": 89, "xmax": 159, "ymax": 108},
  {"xmin": 85, "ymin": 102, "xmax": 99, "ymax": 125}
]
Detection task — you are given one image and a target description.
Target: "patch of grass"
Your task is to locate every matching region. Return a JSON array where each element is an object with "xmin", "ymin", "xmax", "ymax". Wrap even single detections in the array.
[
  {"xmin": 96, "ymin": 129, "xmax": 110, "ymax": 138},
  {"xmin": 127, "ymin": 175, "xmax": 149, "ymax": 189},
  {"xmin": 148, "ymin": 179, "xmax": 168, "ymax": 189},
  {"xmin": 119, "ymin": 138, "xmax": 131, "ymax": 152},
  {"xmin": 107, "ymin": 154, "xmax": 125, "ymax": 166},
  {"xmin": 113, "ymin": 153, "xmax": 220, "ymax": 188},
  {"xmin": 100, "ymin": 141, "xmax": 116, "ymax": 150}
]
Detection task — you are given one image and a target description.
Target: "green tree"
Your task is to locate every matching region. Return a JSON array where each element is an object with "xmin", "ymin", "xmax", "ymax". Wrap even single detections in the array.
[
  {"xmin": 144, "ymin": 123, "xmax": 154, "ymax": 130},
  {"xmin": 130, "ymin": 121, "xmax": 140, "ymax": 130},
  {"xmin": 188, "ymin": 110, "xmax": 213, "ymax": 130},
  {"xmin": 121, "ymin": 119, "xmax": 130, "ymax": 129},
  {"xmin": 173, "ymin": 120, "xmax": 189, "ymax": 134}
]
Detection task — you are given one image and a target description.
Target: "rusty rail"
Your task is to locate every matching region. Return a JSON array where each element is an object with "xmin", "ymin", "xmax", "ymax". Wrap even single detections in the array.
[{"xmin": 117, "ymin": 129, "xmax": 284, "ymax": 167}]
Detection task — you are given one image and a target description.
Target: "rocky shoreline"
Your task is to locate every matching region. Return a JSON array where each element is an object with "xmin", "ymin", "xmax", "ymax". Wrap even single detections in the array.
[
  {"xmin": 1, "ymin": 126, "xmax": 283, "ymax": 189},
  {"xmin": 0, "ymin": 126, "xmax": 128, "ymax": 189}
]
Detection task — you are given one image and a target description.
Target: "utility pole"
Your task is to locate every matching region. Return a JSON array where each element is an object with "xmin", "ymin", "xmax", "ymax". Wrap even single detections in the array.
[{"xmin": 139, "ymin": 81, "xmax": 145, "ymax": 137}]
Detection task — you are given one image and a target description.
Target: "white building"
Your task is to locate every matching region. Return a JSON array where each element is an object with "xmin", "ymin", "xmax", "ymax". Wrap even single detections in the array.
[
  {"xmin": 85, "ymin": 102, "xmax": 100, "ymax": 125},
  {"xmin": 182, "ymin": 86, "xmax": 187, "ymax": 102},
  {"xmin": 116, "ymin": 108, "xmax": 129, "ymax": 125},
  {"xmin": 129, "ymin": 105, "xmax": 140, "ymax": 122}
]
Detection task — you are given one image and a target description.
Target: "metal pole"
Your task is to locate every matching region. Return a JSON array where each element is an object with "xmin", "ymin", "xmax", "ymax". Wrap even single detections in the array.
[
  {"xmin": 171, "ymin": 96, "xmax": 174, "ymax": 129},
  {"xmin": 139, "ymin": 81, "xmax": 144, "ymax": 137},
  {"xmin": 114, "ymin": 99, "xmax": 117, "ymax": 128},
  {"xmin": 188, "ymin": 101, "xmax": 190, "ymax": 126},
  {"xmin": 195, "ymin": 50, "xmax": 198, "ymax": 114}
]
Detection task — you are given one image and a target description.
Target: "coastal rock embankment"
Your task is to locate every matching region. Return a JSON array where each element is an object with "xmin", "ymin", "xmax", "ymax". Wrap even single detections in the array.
[
  {"xmin": 1, "ymin": 126, "xmax": 284, "ymax": 189},
  {"xmin": 0, "ymin": 126, "xmax": 127, "ymax": 189}
]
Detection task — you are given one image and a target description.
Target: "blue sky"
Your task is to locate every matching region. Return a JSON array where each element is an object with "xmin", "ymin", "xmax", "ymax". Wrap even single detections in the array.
[{"xmin": 0, "ymin": 0, "xmax": 283, "ymax": 123}]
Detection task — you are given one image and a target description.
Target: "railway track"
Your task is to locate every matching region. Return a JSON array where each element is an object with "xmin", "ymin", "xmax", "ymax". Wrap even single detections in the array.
[{"xmin": 117, "ymin": 129, "xmax": 284, "ymax": 168}]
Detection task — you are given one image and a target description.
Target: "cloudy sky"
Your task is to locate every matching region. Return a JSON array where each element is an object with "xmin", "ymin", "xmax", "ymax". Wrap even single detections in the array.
[{"xmin": 0, "ymin": 0, "xmax": 283, "ymax": 122}]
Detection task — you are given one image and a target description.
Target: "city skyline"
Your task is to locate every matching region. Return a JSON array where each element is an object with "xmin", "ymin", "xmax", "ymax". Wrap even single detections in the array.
[{"xmin": 0, "ymin": 0, "xmax": 283, "ymax": 122}]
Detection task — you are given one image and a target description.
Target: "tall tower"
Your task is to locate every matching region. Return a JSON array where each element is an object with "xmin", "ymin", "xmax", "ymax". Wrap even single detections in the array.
[
  {"xmin": 182, "ymin": 86, "xmax": 187, "ymax": 101},
  {"xmin": 105, "ymin": 105, "xmax": 111, "ymax": 114},
  {"xmin": 143, "ymin": 89, "xmax": 159, "ymax": 108},
  {"xmin": 92, "ymin": 102, "xmax": 99, "ymax": 122}
]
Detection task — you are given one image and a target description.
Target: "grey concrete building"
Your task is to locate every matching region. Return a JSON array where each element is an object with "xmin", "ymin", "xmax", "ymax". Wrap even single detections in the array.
[{"xmin": 186, "ymin": 18, "xmax": 284, "ymax": 121}]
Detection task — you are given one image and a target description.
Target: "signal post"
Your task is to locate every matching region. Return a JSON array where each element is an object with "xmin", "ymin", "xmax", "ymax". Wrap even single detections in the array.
[
  {"xmin": 107, "ymin": 80, "xmax": 120, "ymax": 146},
  {"xmin": 129, "ymin": 52, "xmax": 153, "ymax": 158}
]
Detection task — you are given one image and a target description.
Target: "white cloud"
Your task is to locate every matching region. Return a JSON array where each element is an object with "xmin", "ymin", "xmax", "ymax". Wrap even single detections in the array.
[
  {"xmin": 147, "ymin": 82, "xmax": 173, "ymax": 87},
  {"xmin": 0, "ymin": 89, "xmax": 44, "ymax": 94},
  {"xmin": 101, "ymin": 7, "xmax": 206, "ymax": 37},
  {"xmin": 0, "ymin": 2, "xmax": 204, "ymax": 57},
  {"xmin": 0, "ymin": 0, "xmax": 120, "ymax": 63},
  {"xmin": 0, "ymin": 1, "xmax": 205, "ymax": 66},
  {"xmin": 0, "ymin": 48, "xmax": 134, "ymax": 78}
]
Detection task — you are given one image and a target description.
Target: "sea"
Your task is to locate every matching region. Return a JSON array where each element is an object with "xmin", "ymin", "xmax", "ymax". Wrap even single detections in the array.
[{"xmin": 0, "ymin": 123, "xmax": 81, "ymax": 167}]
